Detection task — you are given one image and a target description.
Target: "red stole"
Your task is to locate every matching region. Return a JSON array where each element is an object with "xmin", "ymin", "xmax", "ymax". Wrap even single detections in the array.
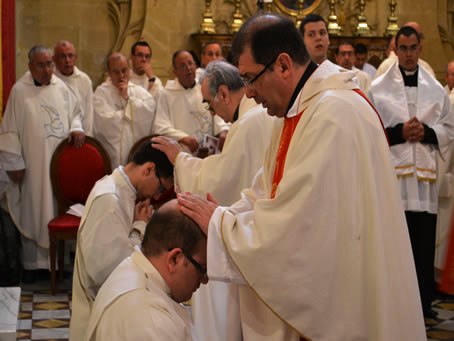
[{"xmin": 271, "ymin": 111, "xmax": 304, "ymax": 199}]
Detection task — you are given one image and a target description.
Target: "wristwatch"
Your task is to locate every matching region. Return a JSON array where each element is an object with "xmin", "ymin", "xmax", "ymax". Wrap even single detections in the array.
[{"xmin": 148, "ymin": 77, "xmax": 156, "ymax": 83}]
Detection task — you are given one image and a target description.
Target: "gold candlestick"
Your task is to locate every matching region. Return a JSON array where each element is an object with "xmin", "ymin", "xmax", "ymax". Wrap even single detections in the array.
[
  {"xmin": 385, "ymin": 0, "xmax": 399, "ymax": 36},
  {"xmin": 200, "ymin": 0, "xmax": 216, "ymax": 34},
  {"xmin": 327, "ymin": 0, "xmax": 342, "ymax": 36},
  {"xmin": 355, "ymin": 0, "xmax": 370, "ymax": 36},
  {"xmin": 264, "ymin": 0, "xmax": 273, "ymax": 13},
  {"xmin": 295, "ymin": 0, "xmax": 305, "ymax": 28},
  {"xmin": 231, "ymin": 0, "xmax": 244, "ymax": 33}
]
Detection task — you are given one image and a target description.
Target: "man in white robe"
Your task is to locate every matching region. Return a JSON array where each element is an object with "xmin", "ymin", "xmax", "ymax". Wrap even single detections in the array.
[
  {"xmin": 178, "ymin": 14, "xmax": 427, "ymax": 340},
  {"xmin": 369, "ymin": 26, "xmax": 454, "ymax": 318},
  {"xmin": 335, "ymin": 41, "xmax": 372, "ymax": 92},
  {"xmin": 69, "ymin": 141, "xmax": 174, "ymax": 341},
  {"xmin": 299, "ymin": 14, "xmax": 330, "ymax": 66},
  {"xmin": 435, "ymin": 60, "xmax": 454, "ymax": 272},
  {"xmin": 195, "ymin": 42, "xmax": 223, "ymax": 81},
  {"xmin": 0, "ymin": 46, "xmax": 84, "ymax": 276},
  {"xmin": 354, "ymin": 43, "xmax": 377, "ymax": 78},
  {"xmin": 53, "ymin": 40, "xmax": 94, "ymax": 136},
  {"xmin": 129, "ymin": 40, "xmax": 164, "ymax": 102},
  {"xmin": 85, "ymin": 199, "xmax": 208, "ymax": 341},
  {"xmin": 153, "ymin": 50, "xmax": 229, "ymax": 154},
  {"xmin": 375, "ymin": 22, "xmax": 435, "ymax": 79},
  {"xmin": 93, "ymin": 52, "xmax": 156, "ymax": 169},
  {"xmin": 152, "ymin": 60, "xmax": 274, "ymax": 341}
]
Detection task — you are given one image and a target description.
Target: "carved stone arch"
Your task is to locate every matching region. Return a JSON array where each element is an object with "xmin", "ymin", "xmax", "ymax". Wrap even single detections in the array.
[{"xmin": 108, "ymin": 0, "xmax": 147, "ymax": 55}]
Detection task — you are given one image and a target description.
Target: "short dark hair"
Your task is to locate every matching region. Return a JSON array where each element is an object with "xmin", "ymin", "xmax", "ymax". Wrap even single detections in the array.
[
  {"xmin": 231, "ymin": 14, "xmax": 309, "ymax": 66},
  {"xmin": 395, "ymin": 26, "xmax": 420, "ymax": 46},
  {"xmin": 354, "ymin": 43, "xmax": 368, "ymax": 55},
  {"xmin": 299, "ymin": 13, "xmax": 327, "ymax": 35},
  {"xmin": 131, "ymin": 141, "xmax": 173, "ymax": 178},
  {"xmin": 142, "ymin": 204, "xmax": 205, "ymax": 257},
  {"xmin": 335, "ymin": 41, "xmax": 354, "ymax": 55},
  {"xmin": 131, "ymin": 41, "xmax": 152, "ymax": 57}
]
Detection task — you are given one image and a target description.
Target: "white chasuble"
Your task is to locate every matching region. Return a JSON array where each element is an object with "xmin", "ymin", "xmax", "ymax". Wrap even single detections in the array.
[
  {"xmin": 93, "ymin": 80, "xmax": 155, "ymax": 169},
  {"xmin": 207, "ymin": 61, "xmax": 426, "ymax": 340},
  {"xmin": 0, "ymin": 72, "xmax": 82, "ymax": 268}
]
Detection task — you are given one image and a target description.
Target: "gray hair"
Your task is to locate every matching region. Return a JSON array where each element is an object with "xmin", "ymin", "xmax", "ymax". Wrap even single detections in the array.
[
  {"xmin": 28, "ymin": 45, "xmax": 52, "ymax": 63},
  {"xmin": 200, "ymin": 60, "xmax": 243, "ymax": 97}
]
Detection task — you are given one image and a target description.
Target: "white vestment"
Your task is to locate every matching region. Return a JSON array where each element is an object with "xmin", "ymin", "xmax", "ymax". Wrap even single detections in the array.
[
  {"xmin": 352, "ymin": 66, "xmax": 372, "ymax": 92},
  {"xmin": 0, "ymin": 72, "xmax": 83, "ymax": 269},
  {"xmin": 174, "ymin": 96, "xmax": 274, "ymax": 341},
  {"xmin": 375, "ymin": 50, "xmax": 435, "ymax": 79},
  {"xmin": 70, "ymin": 168, "xmax": 145, "ymax": 341},
  {"xmin": 436, "ymin": 86, "xmax": 454, "ymax": 270},
  {"xmin": 360, "ymin": 62, "xmax": 377, "ymax": 79},
  {"xmin": 85, "ymin": 251, "xmax": 192, "ymax": 341},
  {"xmin": 54, "ymin": 66, "xmax": 94, "ymax": 135},
  {"xmin": 153, "ymin": 79, "xmax": 229, "ymax": 147},
  {"xmin": 129, "ymin": 69, "xmax": 164, "ymax": 103},
  {"xmin": 207, "ymin": 60, "xmax": 426, "ymax": 340},
  {"xmin": 93, "ymin": 80, "xmax": 155, "ymax": 169},
  {"xmin": 369, "ymin": 62, "xmax": 454, "ymax": 214}
]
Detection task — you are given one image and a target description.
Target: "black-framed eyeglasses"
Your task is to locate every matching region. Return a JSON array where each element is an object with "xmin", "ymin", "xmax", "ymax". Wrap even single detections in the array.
[
  {"xmin": 241, "ymin": 55, "xmax": 278, "ymax": 88},
  {"xmin": 168, "ymin": 248, "xmax": 207, "ymax": 276},
  {"xmin": 155, "ymin": 169, "xmax": 164, "ymax": 194}
]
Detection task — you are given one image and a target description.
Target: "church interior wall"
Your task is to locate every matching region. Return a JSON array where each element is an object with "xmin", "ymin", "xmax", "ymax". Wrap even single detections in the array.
[{"xmin": 15, "ymin": 0, "xmax": 454, "ymax": 86}]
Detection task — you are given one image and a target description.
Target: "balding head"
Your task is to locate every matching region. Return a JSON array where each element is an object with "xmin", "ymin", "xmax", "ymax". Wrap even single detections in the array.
[
  {"xmin": 107, "ymin": 52, "xmax": 129, "ymax": 87},
  {"xmin": 231, "ymin": 13, "xmax": 309, "ymax": 67},
  {"xmin": 141, "ymin": 199, "xmax": 205, "ymax": 257},
  {"xmin": 53, "ymin": 40, "xmax": 77, "ymax": 76}
]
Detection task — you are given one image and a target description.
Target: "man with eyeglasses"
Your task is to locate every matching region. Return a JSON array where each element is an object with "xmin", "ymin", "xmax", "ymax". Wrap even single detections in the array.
[
  {"xmin": 178, "ymin": 14, "xmax": 427, "ymax": 340},
  {"xmin": 369, "ymin": 25, "xmax": 454, "ymax": 319},
  {"xmin": 334, "ymin": 41, "xmax": 372, "ymax": 92},
  {"xmin": 129, "ymin": 40, "xmax": 164, "ymax": 102},
  {"xmin": 0, "ymin": 45, "xmax": 85, "ymax": 283},
  {"xmin": 93, "ymin": 52, "xmax": 156, "ymax": 169},
  {"xmin": 84, "ymin": 199, "xmax": 207, "ymax": 340},
  {"xmin": 53, "ymin": 40, "xmax": 94, "ymax": 136},
  {"xmin": 153, "ymin": 50, "xmax": 229, "ymax": 155},
  {"xmin": 70, "ymin": 141, "xmax": 173, "ymax": 341},
  {"xmin": 375, "ymin": 21, "xmax": 435, "ymax": 79},
  {"xmin": 152, "ymin": 60, "xmax": 274, "ymax": 341}
]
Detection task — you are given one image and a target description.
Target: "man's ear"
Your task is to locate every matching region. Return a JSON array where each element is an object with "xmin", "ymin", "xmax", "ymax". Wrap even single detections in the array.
[
  {"xmin": 166, "ymin": 248, "xmax": 183, "ymax": 274},
  {"xmin": 217, "ymin": 84, "xmax": 230, "ymax": 104},
  {"xmin": 276, "ymin": 53, "xmax": 292, "ymax": 79},
  {"xmin": 143, "ymin": 161, "xmax": 155, "ymax": 177}
]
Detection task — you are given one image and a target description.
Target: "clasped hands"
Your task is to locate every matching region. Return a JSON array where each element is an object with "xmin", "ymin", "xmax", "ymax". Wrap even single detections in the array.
[{"xmin": 403, "ymin": 117, "xmax": 424, "ymax": 143}]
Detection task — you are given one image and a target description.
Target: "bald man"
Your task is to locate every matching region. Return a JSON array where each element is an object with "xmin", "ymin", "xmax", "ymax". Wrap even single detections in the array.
[
  {"xmin": 53, "ymin": 40, "xmax": 94, "ymax": 135},
  {"xmin": 93, "ymin": 52, "xmax": 156, "ymax": 168}
]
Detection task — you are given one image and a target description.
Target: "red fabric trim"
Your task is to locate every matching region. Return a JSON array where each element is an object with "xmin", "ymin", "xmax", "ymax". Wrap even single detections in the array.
[
  {"xmin": 271, "ymin": 112, "xmax": 304, "ymax": 199},
  {"xmin": 353, "ymin": 89, "xmax": 389, "ymax": 146},
  {"xmin": 2, "ymin": 0, "xmax": 15, "ymax": 115}
]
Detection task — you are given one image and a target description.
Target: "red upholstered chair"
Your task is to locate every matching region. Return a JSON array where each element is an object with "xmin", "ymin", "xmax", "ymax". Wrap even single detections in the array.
[
  {"xmin": 48, "ymin": 136, "xmax": 111, "ymax": 294},
  {"xmin": 127, "ymin": 135, "xmax": 176, "ymax": 209}
]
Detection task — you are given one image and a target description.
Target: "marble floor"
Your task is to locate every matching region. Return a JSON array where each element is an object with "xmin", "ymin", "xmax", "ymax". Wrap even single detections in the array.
[{"xmin": 10, "ymin": 275, "xmax": 454, "ymax": 341}]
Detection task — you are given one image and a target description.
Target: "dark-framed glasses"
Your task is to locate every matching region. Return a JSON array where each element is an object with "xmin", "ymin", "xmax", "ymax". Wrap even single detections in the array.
[
  {"xmin": 182, "ymin": 249, "xmax": 207, "ymax": 276},
  {"xmin": 168, "ymin": 248, "xmax": 207, "ymax": 277},
  {"xmin": 241, "ymin": 55, "xmax": 278, "ymax": 88}
]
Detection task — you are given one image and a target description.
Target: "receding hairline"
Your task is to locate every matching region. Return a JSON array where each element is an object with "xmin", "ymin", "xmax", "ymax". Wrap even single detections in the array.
[
  {"xmin": 54, "ymin": 40, "xmax": 75, "ymax": 51},
  {"xmin": 107, "ymin": 52, "xmax": 128, "ymax": 71}
]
